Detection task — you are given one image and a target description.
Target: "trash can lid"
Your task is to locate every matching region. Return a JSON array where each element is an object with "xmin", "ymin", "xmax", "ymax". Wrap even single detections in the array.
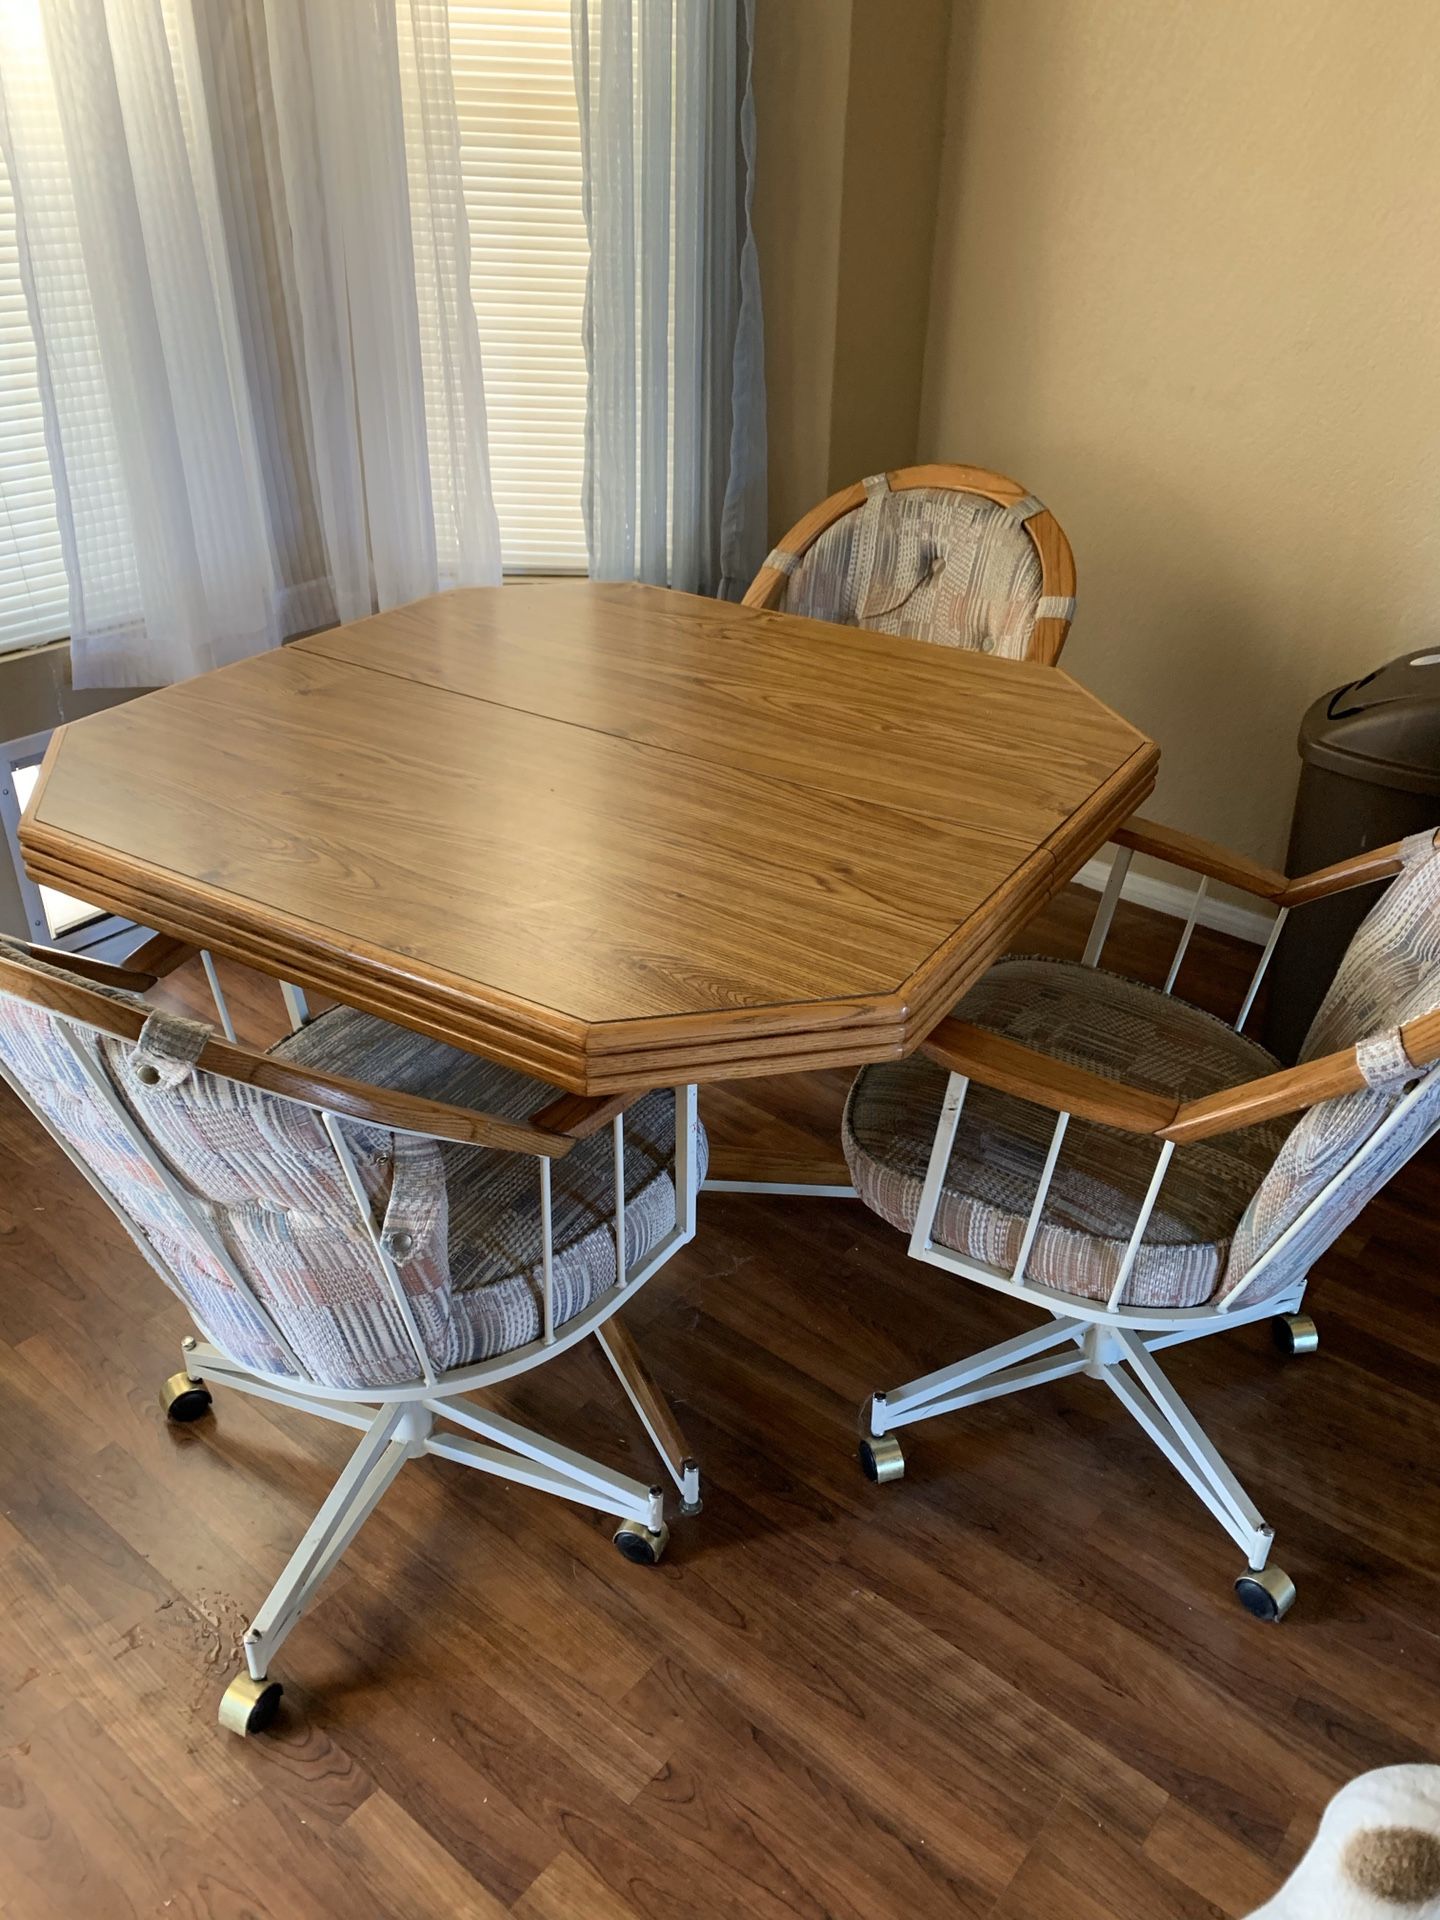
[{"xmin": 1300, "ymin": 649, "xmax": 1440, "ymax": 794}]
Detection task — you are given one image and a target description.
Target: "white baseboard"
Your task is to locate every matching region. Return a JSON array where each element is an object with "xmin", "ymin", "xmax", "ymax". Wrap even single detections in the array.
[{"xmin": 1072, "ymin": 852, "xmax": 1275, "ymax": 945}]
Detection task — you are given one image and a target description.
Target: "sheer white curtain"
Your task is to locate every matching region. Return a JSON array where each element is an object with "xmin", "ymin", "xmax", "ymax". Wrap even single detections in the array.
[
  {"xmin": 259, "ymin": 0, "xmax": 501, "ymax": 620},
  {"xmin": 571, "ymin": 0, "xmax": 765, "ymax": 599},
  {"xmin": 0, "ymin": 0, "xmax": 500, "ymax": 687},
  {"xmin": 0, "ymin": 0, "xmax": 278, "ymax": 686}
]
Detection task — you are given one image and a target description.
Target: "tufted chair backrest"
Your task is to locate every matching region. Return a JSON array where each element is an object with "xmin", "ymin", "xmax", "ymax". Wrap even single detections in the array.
[
  {"xmin": 744, "ymin": 466, "xmax": 1076, "ymax": 665},
  {"xmin": 1221, "ymin": 831, "xmax": 1440, "ymax": 1306},
  {"xmin": 0, "ymin": 938, "xmax": 462, "ymax": 1390}
]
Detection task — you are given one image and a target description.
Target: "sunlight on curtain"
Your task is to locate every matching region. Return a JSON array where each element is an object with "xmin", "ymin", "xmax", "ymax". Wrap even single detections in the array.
[
  {"xmin": 0, "ymin": 143, "xmax": 67, "ymax": 653},
  {"xmin": 0, "ymin": 0, "xmax": 280, "ymax": 684},
  {"xmin": 0, "ymin": 0, "xmax": 506, "ymax": 686}
]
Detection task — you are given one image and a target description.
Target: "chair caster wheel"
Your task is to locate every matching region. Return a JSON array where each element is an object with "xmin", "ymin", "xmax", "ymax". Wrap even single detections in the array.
[
  {"xmin": 218, "ymin": 1672, "xmax": 283, "ymax": 1736},
  {"xmin": 858, "ymin": 1434, "xmax": 905, "ymax": 1484},
  {"xmin": 159, "ymin": 1372, "xmax": 213, "ymax": 1423},
  {"xmin": 1272, "ymin": 1313, "xmax": 1318, "ymax": 1356},
  {"xmin": 613, "ymin": 1519, "xmax": 669, "ymax": 1566},
  {"xmin": 1234, "ymin": 1565, "xmax": 1296, "ymax": 1622}
]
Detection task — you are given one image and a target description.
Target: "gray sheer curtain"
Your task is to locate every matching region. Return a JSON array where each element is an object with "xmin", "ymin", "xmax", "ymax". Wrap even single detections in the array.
[{"xmin": 571, "ymin": 0, "xmax": 765, "ymax": 599}]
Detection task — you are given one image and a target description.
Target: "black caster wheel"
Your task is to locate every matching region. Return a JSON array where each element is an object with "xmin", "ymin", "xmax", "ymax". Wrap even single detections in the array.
[
  {"xmin": 159, "ymin": 1372, "xmax": 213, "ymax": 1423},
  {"xmin": 857, "ymin": 1434, "xmax": 905, "ymax": 1484},
  {"xmin": 218, "ymin": 1673, "xmax": 283, "ymax": 1736},
  {"xmin": 1234, "ymin": 1565, "xmax": 1296, "ymax": 1622},
  {"xmin": 613, "ymin": 1518, "xmax": 669, "ymax": 1565},
  {"xmin": 1272, "ymin": 1313, "xmax": 1318, "ymax": 1357}
]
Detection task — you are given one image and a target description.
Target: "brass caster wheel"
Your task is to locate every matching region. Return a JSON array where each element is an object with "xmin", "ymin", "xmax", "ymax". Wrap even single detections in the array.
[
  {"xmin": 613, "ymin": 1518, "xmax": 669, "ymax": 1566},
  {"xmin": 159, "ymin": 1372, "xmax": 213, "ymax": 1423},
  {"xmin": 1272, "ymin": 1313, "xmax": 1318, "ymax": 1357},
  {"xmin": 1234, "ymin": 1565, "xmax": 1297, "ymax": 1622},
  {"xmin": 218, "ymin": 1672, "xmax": 283, "ymax": 1736},
  {"xmin": 858, "ymin": 1434, "xmax": 905, "ymax": 1484}
]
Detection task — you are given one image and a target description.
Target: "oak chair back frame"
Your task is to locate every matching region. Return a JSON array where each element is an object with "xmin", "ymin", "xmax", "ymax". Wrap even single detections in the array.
[{"xmin": 743, "ymin": 463, "xmax": 1079, "ymax": 668}]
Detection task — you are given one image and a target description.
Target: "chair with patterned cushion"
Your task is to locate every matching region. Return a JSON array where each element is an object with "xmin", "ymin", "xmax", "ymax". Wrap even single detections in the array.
[
  {"xmin": 843, "ymin": 820, "xmax": 1440, "ymax": 1619},
  {"xmin": 742, "ymin": 463, "xmax": 1077, "ymax": 666},
  {"xmin": 0, "ymin": 935, "xmax": 705, "ymax": 1735}
]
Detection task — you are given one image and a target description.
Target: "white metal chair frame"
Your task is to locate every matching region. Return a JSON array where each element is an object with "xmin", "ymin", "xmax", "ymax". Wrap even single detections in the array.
[
  {"xmin": 856, "ymin": 821, "xmax": 1440, "ymax": 1620},
  {"xmin": 0, "ymin": 943, "xmax": 702, "ymax": 1735}
]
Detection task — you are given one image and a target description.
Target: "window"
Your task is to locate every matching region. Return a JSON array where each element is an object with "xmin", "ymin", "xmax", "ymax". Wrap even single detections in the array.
[
  {"xmin": 8, "ymin": 759, "xmax": 93, "ymax": 937},
  {"xmin": 0, "ymin": 1, "xmax": 590, "ymax": 653},
  {"xmin": 1, "ymin": 729, "xmax": 138, "ymax": 958},
  {"xmin": 0, "ymin": 145, "xmax": 68, "ymax": 655},
  {"xmin": 448, "ymin": 0, "xmax": 589, "ymax": 573}
]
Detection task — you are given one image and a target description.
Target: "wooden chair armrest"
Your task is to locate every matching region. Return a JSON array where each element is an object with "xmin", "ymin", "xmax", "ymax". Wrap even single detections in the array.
[
  {"xmin": 1164, "ymin": 1003, "xmax": 1440, "ymax": 1145},
  {"xmin": 211, "ymin": 1044, "xmax": 580, "ymax": 1157},
  {"xmin": 920, "ymin": 1018, "xmax": 1179, "ymax": 1135},
  {"xmin": 0, "ymin": 948, "xmax": 577, "ymax": 1158},
  {"xmin": 123, "ymin": 931, "xmax": 201, "ymax": 978},
  {"xmin": 1163, "ymin": 1051, "xmax": 1364, "ymax": 1145},
  {"xmin": 1277, "ymin": 838, "xmax": 1420, "ymax": 908},
  {"xmin": 527, "ymin": 1090, "xmax": 633, "ymax": 1140},
  {"xmin": 1111, "ymin": 817, "xmax": 1288, "ymax": 901},
  {"xmin": 6, "ymin": 937, "xmax": 159, "ymax": 995},
  {"xmin": 1113, "ymin": 818, "xmax": 1437, "ymax": 910}
]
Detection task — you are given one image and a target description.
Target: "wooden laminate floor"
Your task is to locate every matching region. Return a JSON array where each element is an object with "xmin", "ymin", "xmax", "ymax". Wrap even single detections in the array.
[{"xmin": 0, "ymin": 889, "xmax": 1437, "ymax": 1918}]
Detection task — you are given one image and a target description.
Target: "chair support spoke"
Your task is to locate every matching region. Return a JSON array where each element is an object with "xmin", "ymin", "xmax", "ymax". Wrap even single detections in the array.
[
  {"xmin": 243, "ymin": 1405, "xmax": 414, "ymax": 1678},
  {"xmin": 426, "ymin": 1390, "xmax": 665, "ymax": 1527},
  {"xmin": 1101, "ymin": 1344, "xmax": 1271, "ymax": 1564},
  {"xmin": 1113, "ymin": 1330, "xmax": 1269, "ymax": 1543},
  {"xmin": 885, "ymin": 1345, "xmax": 1091, "ymax": 1429},
  {"xmin": 877, "ymin": 1315, "xmax": 1081, "ymax": 1428},
  {"xmin": 866, "ymin": 1311, "xmax": 1275, "ymax": 1570}
]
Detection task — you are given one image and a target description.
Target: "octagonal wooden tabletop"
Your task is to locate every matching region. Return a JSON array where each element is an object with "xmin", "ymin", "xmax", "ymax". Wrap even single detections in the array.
[{"xmin": 20, "ymin": 582, "xmax": 1157, "ymax": 1092}]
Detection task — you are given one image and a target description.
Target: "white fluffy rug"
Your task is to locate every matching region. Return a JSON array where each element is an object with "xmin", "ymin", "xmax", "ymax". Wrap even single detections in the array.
[{"xmin": 1249, "ymin": 1767, "xmax": 1440, "ymax": 1917}]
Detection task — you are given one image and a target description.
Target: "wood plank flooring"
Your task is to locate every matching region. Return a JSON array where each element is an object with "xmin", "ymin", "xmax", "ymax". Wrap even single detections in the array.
[{"xmin": 0, "ymin": 888, "xmax": 1437, "ymax": 1917}]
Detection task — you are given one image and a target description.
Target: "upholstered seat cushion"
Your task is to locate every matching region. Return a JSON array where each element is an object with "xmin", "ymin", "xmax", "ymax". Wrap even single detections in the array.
[
  {"xmin": 843, "ymin": 958, "xmax": 1293, "ymax": 1309},
  {"xmin": 274, "ymin": 1007, "xmax": 706, "ymax": 1362}
]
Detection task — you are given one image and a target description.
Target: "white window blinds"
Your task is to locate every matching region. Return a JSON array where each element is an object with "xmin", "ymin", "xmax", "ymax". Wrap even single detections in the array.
[
  {"xmin": 0, "ymin": 145, "xmax": 68, "ymax": 654},
  {"xmin": 0, "ymin": 0, "xmax": 589, "ymax": 658},
  {"xmin": 447, "ymin": 0, "xmax": 588, "ymax": 573}
]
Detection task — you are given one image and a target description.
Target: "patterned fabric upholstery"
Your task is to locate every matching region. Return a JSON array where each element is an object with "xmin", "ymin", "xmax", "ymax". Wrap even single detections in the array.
[
  {"xmin": 1219, "ymin": 830, "xmax": 1440, "ymax": 1306},
  {"xmin": 0, "ymin": 941, "xmax": 702, "ymax": 1390},
  {"xmin": 847, "ymin": 836, "xmax": 1440, "ymax": 1313},
  {"xmin": 274, "ymin": 1005, "xmax": 706, "ymax": 1365},
  {"xmin": 0, "ymin": 944, "xmax": 311, "ymax": 1375},
  {"xmin": 843, "ymin": 958, "xmax": 1292, "ymax": 1309},
  {"xmin": 774, "ymin": 476, "xmax": 1051, "ymax": 658}
]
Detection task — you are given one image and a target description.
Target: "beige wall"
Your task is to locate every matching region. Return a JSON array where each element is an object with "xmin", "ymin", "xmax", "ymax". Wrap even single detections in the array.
[
  {"xmin": 752, "ymin": 0, "xmax": 852, "ymax": 537},
  {"xmin": 921, "ymin": 0, "xmax": 1440, "ymax": 861},
  {"xmin": 827, "ymin": 0, "xmax": 951, "ymax": 491},
  {"xmin": 752, "ymin": 0, "xmax": 950, "ymax": 539}
]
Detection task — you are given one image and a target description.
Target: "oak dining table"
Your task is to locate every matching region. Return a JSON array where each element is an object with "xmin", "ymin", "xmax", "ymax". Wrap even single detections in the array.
[{"xmin": 19, "ymin": 581, "xmax": 1157, "ymax": 1113}]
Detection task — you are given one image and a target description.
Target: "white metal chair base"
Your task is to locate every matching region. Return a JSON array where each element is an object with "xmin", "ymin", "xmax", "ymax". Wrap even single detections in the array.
[
  {"xmin": 173, "ymin": 1321, "xmax": 701, "ymax": 1730},
  {"xmin": 862, "ymin": 1295, "xmax": 1307, "ymax": 1614}
]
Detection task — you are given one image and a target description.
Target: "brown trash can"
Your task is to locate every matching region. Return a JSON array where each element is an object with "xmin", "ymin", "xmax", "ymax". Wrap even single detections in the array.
[{"xmin": 1262, "ymin": 651, "xmax": 1440, "ymax": 1063}]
